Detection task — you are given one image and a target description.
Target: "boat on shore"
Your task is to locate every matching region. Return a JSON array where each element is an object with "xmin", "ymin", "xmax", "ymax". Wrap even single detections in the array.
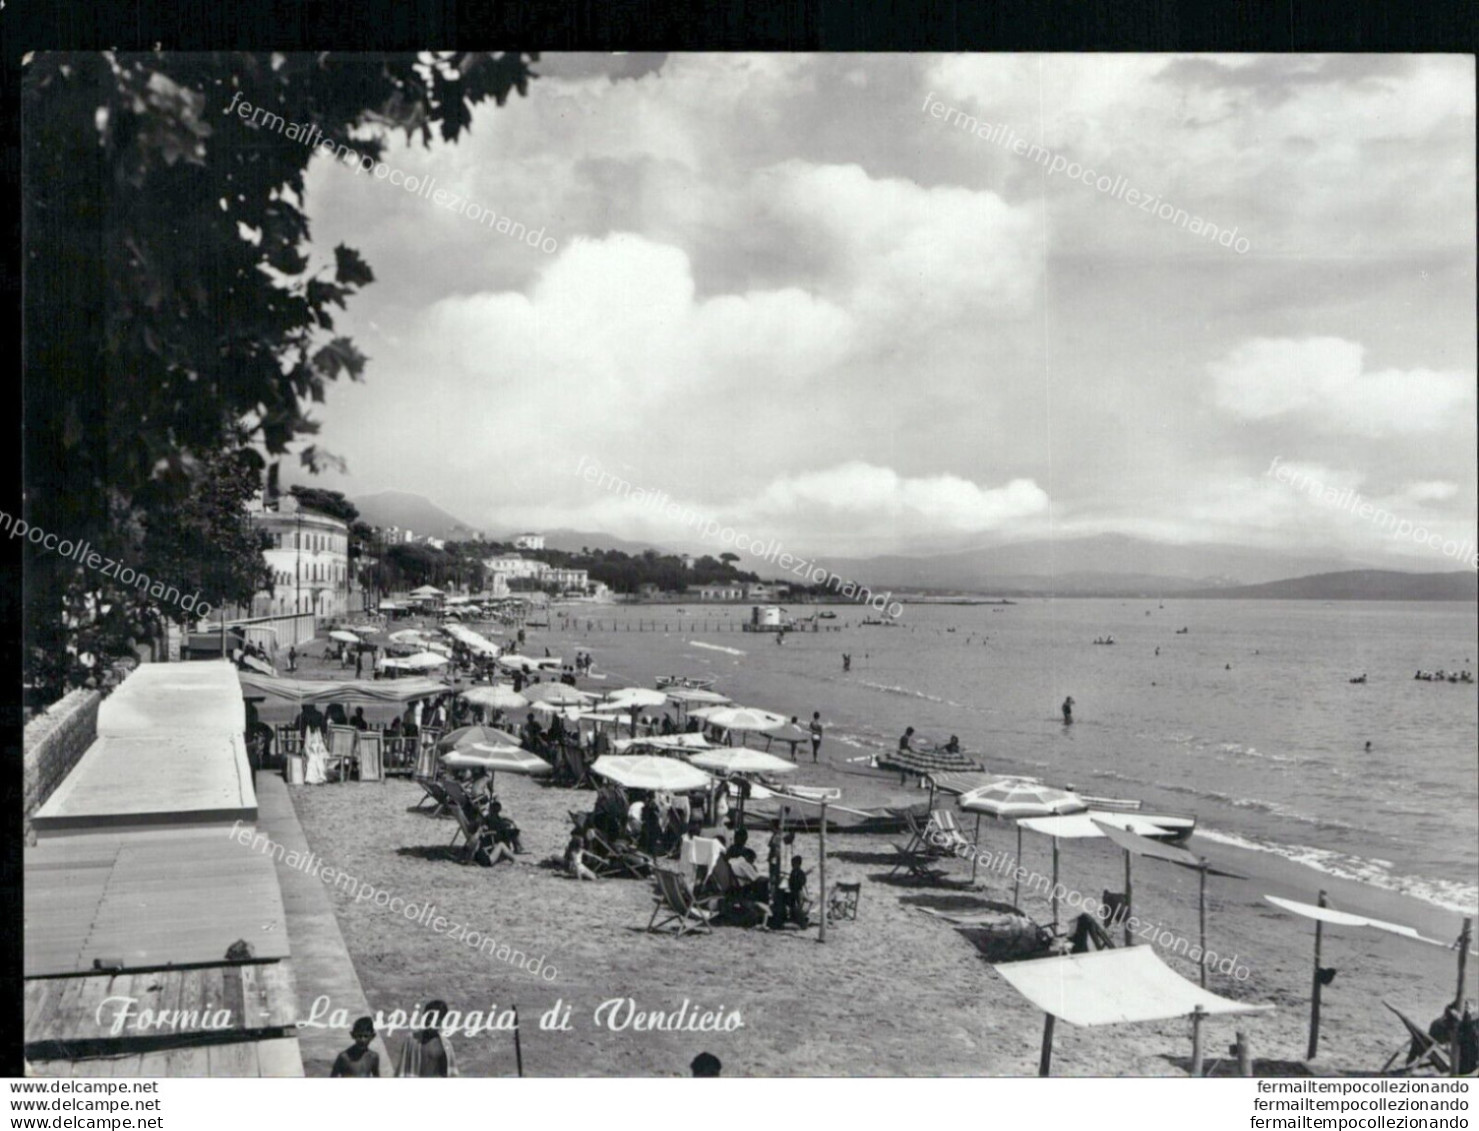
[{"xmin": 655, "ymin": 674, "xmax": 718, "ymax": 690}]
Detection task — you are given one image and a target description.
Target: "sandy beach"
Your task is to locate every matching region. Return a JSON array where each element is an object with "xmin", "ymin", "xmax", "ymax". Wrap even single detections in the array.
[{"xmin": 283, "ymin": 620, "xmax": 1474, "ymax": 1077}]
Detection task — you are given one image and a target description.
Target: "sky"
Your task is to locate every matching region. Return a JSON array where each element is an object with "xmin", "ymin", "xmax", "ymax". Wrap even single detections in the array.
[{"xmin": 289, "ymin": 53, "xmax": 1476, "ymax": 569}]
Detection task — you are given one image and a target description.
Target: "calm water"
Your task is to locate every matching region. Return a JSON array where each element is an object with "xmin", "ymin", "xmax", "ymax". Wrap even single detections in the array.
[{"xmin": 553, "ymin": 598, "xmax": 1479, "ymax": 914}]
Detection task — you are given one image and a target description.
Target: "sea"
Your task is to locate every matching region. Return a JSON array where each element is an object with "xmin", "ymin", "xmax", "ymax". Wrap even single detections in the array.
[{"xmin": 550, "ymin": 598, "xmax": 1479, "ymax": 918}]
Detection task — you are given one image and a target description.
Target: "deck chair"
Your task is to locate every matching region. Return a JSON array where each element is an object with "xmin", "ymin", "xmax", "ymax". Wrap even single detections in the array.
[
  {"xmin": 587, "ymin": 827, "xmax": 653, "ymax": 879},
  {"xmin": 274, "ymin": 725, "xmax": 302, "ymax": 762},
  {"xmin": 440, "ymin": 780, "xmax": 501, "ymax": 865},
  {"xmin": 356, "ymin": 732, "xmax": 384, "ymax": 782},
  {"xmin": 926, "ymin": 810, "xmax": 972, "ymax": 854},
  {"xmin": 411, "ymin": 739, "xmax": 444, "ymax": 811},
  {"xmin": 1381, "ymin": 1003, "xmax": 1453, "ymax": 1075},
  {"xmin": 326, "ymin": 725, "xmax": 359, "ymax": 781},
  {"xmin": 827, "ymin": 881, "xmax": 862, "ymax": 922},
  {"xmin": 647, "ymin": 866, "xmax": 719, "ymax": 936},
  {"xmin": 888, "ymin": 843, "xmax": 950, "ymax": 885}
]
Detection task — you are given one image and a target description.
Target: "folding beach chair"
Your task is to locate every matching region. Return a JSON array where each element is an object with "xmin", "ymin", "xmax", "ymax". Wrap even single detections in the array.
[
  {"xmin": 827, "ymin": 881, "xmax": 862, "ymax": 922},
  {"xmin": 1381, "ymin": 1003, "xmax": 1453, "ymax": 1075},
  {"xmin": 412, "ymin": 738, "xmax": 444, "ymax": 811},
  {"xmin": 926, "ymin": 810, "xmax": 972, "ymax": 855},
  {"xmin": 356, "ymin": 732, "xmax": 384, "ymax": 782},
  {"xmin": 440, "ymin": 780, "xmax": 500, "ymax": 865},
  {"xmin": 647, "ymin": 865, "xmax": 719, "ymax": 937},
  {"xmin": 587, "ymin": 827, "xmax": 654, "ymax": 879},
  {"xmin": 326, "ymin": 725, "xmax": 359, "ymax": 781},
  {"xmin": 888, "ymin": 843, "xmax": 950, "ymax": 885}
]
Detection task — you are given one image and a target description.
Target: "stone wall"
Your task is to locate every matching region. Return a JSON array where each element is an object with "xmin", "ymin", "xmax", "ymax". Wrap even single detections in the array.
[{"xmin": 23, "ymin": 688, "xmax": 102, "ymax": 820}]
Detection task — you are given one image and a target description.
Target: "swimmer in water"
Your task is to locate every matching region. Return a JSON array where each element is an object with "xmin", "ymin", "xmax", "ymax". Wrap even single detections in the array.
[
  {"xmin": 1061, "ymin": 696, "xmax": 1074, "ymax": 725},
  {"xmin": 1364, "ymin": 741, "xmax": 1372, "ymax": 752}
]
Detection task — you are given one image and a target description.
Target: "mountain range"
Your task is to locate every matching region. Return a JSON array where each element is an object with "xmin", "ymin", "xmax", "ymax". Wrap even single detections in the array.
[{"xmin": 350, "ymin": 491, "xmax": 1475, "ymax": 599}]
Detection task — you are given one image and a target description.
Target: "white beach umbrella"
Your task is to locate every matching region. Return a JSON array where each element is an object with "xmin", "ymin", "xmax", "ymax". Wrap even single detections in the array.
[
  {"xmin": 526, "ymin": 683, "xmax": 596, "ymax": 706},
  {"xmin": 959, "ymin": 781, "xmax": 1086, "ymax": 818},
  {"xmin": 689, "ymin": 749, "xmax": 799, "ymax": 775},
  {"xmin": 704, "ymin": 706, "xmax": 787, "ymax": 732},
  {"xmin": 590, "ymin": 755, "xmax": 712, "ymax": 793},
  {"xmin": 329, "ymin": 630, "xmax": 362, "ymax": 644},
  {"xmin": 664, "ymin": 687, "xmax": 732, "ymax": 705},
  {"xmin": 460, "ymin": 685, "xmax": 528, "ymax": 710},
  {"xmin": 604, "ymin": 687, "xmax": 669, "ymax": 710}
]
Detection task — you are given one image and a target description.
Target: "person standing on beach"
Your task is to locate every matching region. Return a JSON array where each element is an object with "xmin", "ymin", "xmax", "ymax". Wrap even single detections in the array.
[
  {"xmin": 809, "ymin": 712, "xmax": 823, "ymax": 763},
  {"xmin": 331, "ymin": 1017, "xmax": 381, "ymax": 1077},
  {"xmin": 842, "ymin": 653, "xmax": 851, "ymax": 672},
  {"xmin": 1061, "ymin": 697, "xmax": 1074, "ymax": 725},
  {"xmin": 395, "ymin": 1001, "xmax": 456, "ymax": 1077}
]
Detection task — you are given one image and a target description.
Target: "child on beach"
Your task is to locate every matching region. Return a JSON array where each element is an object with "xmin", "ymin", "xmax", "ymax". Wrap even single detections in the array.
[
  {"xmin": 566, "ymin": 830, "xmax": 599, "ymax": 881},
  {"xmin": 787, "ymin": 855, "xmax": 811, "ymax": 928},
  {"xmin": 331, "ymin": 1017, "xmax": 381, "ymax": 1077}
]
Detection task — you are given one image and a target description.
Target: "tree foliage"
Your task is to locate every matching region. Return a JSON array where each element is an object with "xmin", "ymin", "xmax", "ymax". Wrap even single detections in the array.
[{"xmin": 22, "ymin": 51, "xmax": 536, "ymax": 698}]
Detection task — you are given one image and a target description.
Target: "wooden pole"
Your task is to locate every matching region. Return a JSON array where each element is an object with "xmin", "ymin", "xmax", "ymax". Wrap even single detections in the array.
[
  {"xmin": 1235, "ymin": 1030, "xmax": 1252, "ymax": 1077},
  {"xmin": 1453, "ymin": 917, "xmax": 1472, "ymax": 1077},
  {"xmin": 513, "ymin": 1004, "xmax": 523, "ymax": 1077},
  {"xmin": 1190, "ymin": 1005, "xmax": 1205, "ymax": 1077},
  {"xmin": 818, "ymin": 801, "xmax": 828, "ymax": 943},
  {"xmin": 1308, "ymin": 889, "xmax": 1327, "ymax": 1060},
  {"xmin": 971, "ymin": 813, "xmax": 981, "ymax": 884},
  {"xmin": 1198, "ymin": 862, "xmax": 1208, "ymax": 988},
  {"xmin": 1014, "ymin": 823, "xmax": 1022, "ymax": 907},
  {"xmin": 1038, "ymin": 1013, "xmax": 1055, "ymax": 1077},
  {"xmin": 1124, "ymin": 848, "xmax": 1134, "ymax": 946},
  {"xmin": 1051, "ymin": 836, "xmax": 1060, "ymax": 935}
]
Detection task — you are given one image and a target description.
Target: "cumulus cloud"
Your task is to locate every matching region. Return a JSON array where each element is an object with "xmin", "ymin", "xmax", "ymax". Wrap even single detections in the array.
[{"xmin": 1209, "ymin": 337, "xmax": 1475, "ymax": 436}]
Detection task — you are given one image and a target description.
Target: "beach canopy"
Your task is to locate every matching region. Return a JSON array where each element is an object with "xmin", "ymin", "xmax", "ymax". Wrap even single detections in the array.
[
  {"xmin": 704, "ymin": 706, "xmax": 787, "ymax": 732},
  {"xmin": 409, "ymin": 585, "xmax": 444, "ymax": 597},
  {"xmin": 927, "ymin": 771, "xmax": 1005, "ymax": 796},
  {"xmin": 436, "ymin": 725, "xmax": 524, "ymax": 753},
  {"xmin": 590, "ymin": 755, "xmax": 712, "ymax": 792},
  {"xmin": 961, "ymin": 781, "xmax": 1087, "ymax": 818},
  {"xmin": 239, "ymin": 654, "xmax": 276, "ymax": 675},
  {"xmin": 1017, "ymin": 811, "xmax": 1185, "ymax": 841},
  {"xmin": 689, "ymin": 749, "xmax": 798, "ymax": 776},
  {"xmin": 459, "ymin": 685, "xmax": 528, "ymax": 710},
  {"xmin": 1262, "ymin": 895, "xmax": 1448, "ymax": 947},
  {"xmin": 993, "ymin": 946, "xmax": 1274, "ymax": 1026},
  {"xmin": 237, "ymin": 672, "xmax": 446, "ymax": 708},
  {"xmin": 1090, "ymin": 819, "xmax": 1246, "ymax": 874},
  {"xmin": 329, "ymin": 630, "xmax": 362, "ymax": 644}
]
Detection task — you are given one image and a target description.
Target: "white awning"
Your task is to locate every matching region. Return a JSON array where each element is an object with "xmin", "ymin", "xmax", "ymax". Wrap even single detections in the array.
[
  {"xmin": 1018, "ymin": 811, "xmax": 1177, "ymax": 840},
  {"xmin": 992, "ymin": 946, "xmax": 1274, "ymax": 1026},
  {"xmin": 1263, "ymin": 896, "xmax": 1449, "ymax": 947}
]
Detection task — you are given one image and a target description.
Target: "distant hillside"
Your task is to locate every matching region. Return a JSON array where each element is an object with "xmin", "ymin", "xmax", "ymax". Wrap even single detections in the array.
[
  {"xmin": 509, "ymin": 528, "xmax": 666, "ymax": 556},
  {"xmin": 1183, "ymin": 570, "xmax": 1477, "ymax": 601},
  {"xmin": 353, "ymin": 491, "xmax": 479, "ymax": 540},
  {"xmin": 754, "ymin": 534, "xmax": 1378, "ymax": 596}
]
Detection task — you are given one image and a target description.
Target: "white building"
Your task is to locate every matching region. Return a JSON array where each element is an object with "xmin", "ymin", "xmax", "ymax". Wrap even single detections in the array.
[
  {"xmin": 514, "ymin": 532, "xmax": 546, "ymax": 550},
  {"xmin": 483, "ymin": 552, "xmax": 548, "ymax": 580},
  {"xmin": 246, "ymin": 495, "xmax": 352, "ymax": 619}
]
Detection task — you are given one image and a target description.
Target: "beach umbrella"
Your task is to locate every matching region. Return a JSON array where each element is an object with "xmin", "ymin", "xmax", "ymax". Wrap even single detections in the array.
[
  {"xmin": 704, "ymin": 706, "xmax": 786, "ymax": 747},
  {"xmin": 330, "ymin": 630, "xmax": 362, "ymax": 644},
  {"xmin": 389, "ymin": 629, "xmax": 430, "ymax": 644},
  {"xmin": 762, "ymin": 721, "xmax": 811, "ymax": 756},
  {"xmin": 440, "ymin": 744, "xmax": 550, "ymax": 787},
  {"xmin": 613, "ymin": 734, "xmax": 714, "ymax": 754},
  {"xmin": 664, "ymin": 687, "xmax": 731, "ymax": 705},
  {"xmin": 962, "ymin": 781, "xmax": 1087, "ymax": 900},
  {"xmin": 689, "ymin": 749, "xmax": 798, "ymax": 775},
  {"xmin": 686, "ymin": 705, "xmax": 730, "ymax": 721},
  {"xmin": 239, "ymin": 654, "xmax": 275, "ymax": 675},
  {"xmin": 526, "ymin": 683, "xmax": 596, "ymax": 706},
  {"xmin": 590, "ymin": 755, "xmax": 712, "ymax": 793},
  {"xmin": 604, "ymin": 687, "xmax": 668, "ymax": 709},
  {"xmin": 460, "ymin": 685, "xmax": 528, "ymax": 711},
  {"xmin": 383, "ymin": 651, "xmax": 449, "ymax": 671},
  {"xmin": 437, "ymin": 725, "xmax": 525, "ymax": 753}
]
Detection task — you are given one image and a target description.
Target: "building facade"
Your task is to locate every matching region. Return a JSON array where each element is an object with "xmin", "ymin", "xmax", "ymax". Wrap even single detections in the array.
[
  {"xmin": 514, "ymin": 532, "xmax": 546, "ymax": 550},
  {"xmin": 247, "ymin": 496, "xmax": 353, "ymax": 620}
]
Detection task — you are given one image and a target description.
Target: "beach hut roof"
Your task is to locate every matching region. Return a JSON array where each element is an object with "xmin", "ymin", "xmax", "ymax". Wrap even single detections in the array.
[{"xmin": 992, "ymin": 946, "xmax": 1273, "ymax": 1027}]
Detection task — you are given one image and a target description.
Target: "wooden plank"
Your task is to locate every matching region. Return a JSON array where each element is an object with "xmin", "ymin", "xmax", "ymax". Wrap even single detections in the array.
[
  {"xmin": 162, "ymin": 1044, "xmax": 209, "ymax": 1078},
  {"xmin": 68, "ymin": 1057, "xmax": 115, "ymax": 1077},
  {"xmin": 255, "ymin": 962, "xmax": 298, "ymax": 1029},
  {"xmin": 255, "ymin": 1038, "xmax": 305, "ymax": 1078},
  {"xmin": 135, "ymin": 1048, "xmax": 173, "ymax": 1076},
  {"xmin": 206, "ymin": 1040, "xmax": 258, "ymax": 1078},
  {"xmin": 170, "ymin": 970, "xmax": 206, "ymax": 1040},
  {"xmin": 221, "ymin": 966, "xmax": 248, "ymax": 1034},
  {"xmin": 24, "ymin": 980, "xmax": 62, "ymax": 1044},
  {"xmin": 50, "ymin": 975, "xmax": 95, "ymax": 1044},
  {"xmin": 109, "ymin": 1054, "xmax": 144, "ymax": 1076}
]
